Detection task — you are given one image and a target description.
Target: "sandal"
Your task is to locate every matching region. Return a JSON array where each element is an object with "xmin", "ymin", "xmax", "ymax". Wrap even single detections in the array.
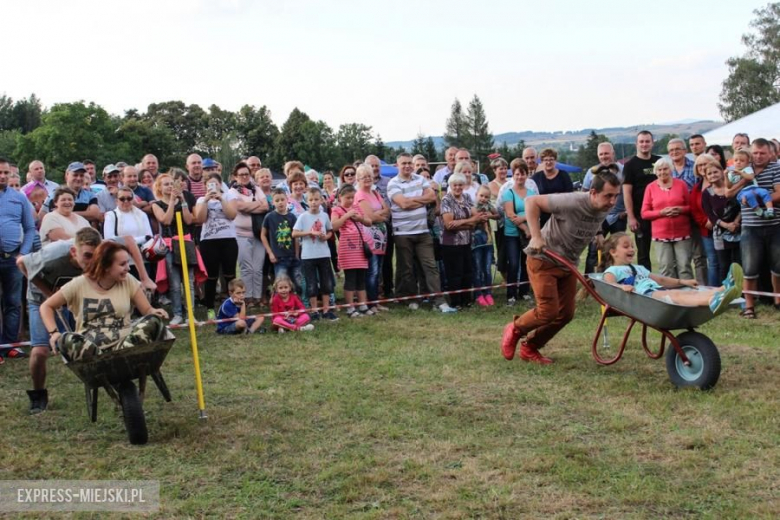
[{"xmin": 740, "ymin": 307, "xmax": 756, "ymax": 319}]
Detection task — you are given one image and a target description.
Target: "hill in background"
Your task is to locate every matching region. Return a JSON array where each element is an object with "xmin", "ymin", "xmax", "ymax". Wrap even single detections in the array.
[{"xmin": 387, "ymin": 120, "xmax": 721, "ymax": 151}]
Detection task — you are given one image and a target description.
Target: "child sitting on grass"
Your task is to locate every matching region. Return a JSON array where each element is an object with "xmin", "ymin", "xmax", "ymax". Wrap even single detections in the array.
[
  {"xmin": 728, "ymin": 148, "xmax": 775, "ymax": 218},
  {"xmin": 270, "ymin": 275, "xmax": 314, "ymax": 333},
  {"xmin": 217, "ymin": 279, "xmax": 266, "ymax": 335},
  {"xmin": 599, "ymin": 232, "xmax": 743, "ymax": 316}
]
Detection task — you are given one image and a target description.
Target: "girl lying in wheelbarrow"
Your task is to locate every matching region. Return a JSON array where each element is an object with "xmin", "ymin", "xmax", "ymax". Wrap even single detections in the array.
[
  {"xmin": 40, "ymin": 241, "xmax": 170, "ymax": 362},
  {"xmin": 599, "ymin": 232, "xmax": 743, "ymax": 315}
]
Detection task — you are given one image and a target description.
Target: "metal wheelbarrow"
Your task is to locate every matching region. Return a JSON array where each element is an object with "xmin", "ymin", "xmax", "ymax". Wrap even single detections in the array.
[
  {"xmin": 544, "ymin": 249, "xmax": 722, "ymax": 390},
  {"xmin": 63, "ymin": 330, "xmax": 176, "ymax": 445}
]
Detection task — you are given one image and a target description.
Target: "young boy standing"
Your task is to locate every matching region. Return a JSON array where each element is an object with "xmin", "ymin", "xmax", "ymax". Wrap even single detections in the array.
[
  {"xmin": 261, "ymin": 188, "xmax": 302, "ymax": 293},
  {"xmin": 292, "ymin": 188, "xmax": 338, "ymax": 321},
  {"xmin": 217, "ymin": 279, "xmax": 266, "ymax": 334}
]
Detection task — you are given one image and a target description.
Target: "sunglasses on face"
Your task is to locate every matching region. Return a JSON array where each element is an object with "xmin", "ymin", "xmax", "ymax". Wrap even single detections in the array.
[
  {"xmin": 118, "ymin": 197, "xmax": 134, "ymax": 202},
  {"xmin": 344, "ymin": 172, "xmax": 355, "ymax": 177}
]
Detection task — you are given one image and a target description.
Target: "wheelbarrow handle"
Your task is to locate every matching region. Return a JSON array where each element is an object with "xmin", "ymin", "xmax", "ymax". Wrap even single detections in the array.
[{"xmin": 541, "ymin": 248, "xmax": 606, "ymax": 304}]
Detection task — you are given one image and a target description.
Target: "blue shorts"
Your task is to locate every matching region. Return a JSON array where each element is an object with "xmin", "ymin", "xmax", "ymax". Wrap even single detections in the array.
[
  {"xmin": 28, "ymin": 302, "xmax": 74, "ymax": 348},
  {"xmin": 217, "ymin": 317, "xmax": 255, "ymax": 335}
]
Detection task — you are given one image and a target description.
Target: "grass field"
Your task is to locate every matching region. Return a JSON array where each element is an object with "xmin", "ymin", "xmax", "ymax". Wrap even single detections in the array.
[{"xmin": 1, "ymin": 297, "xmax": 778, "ymax": 518}]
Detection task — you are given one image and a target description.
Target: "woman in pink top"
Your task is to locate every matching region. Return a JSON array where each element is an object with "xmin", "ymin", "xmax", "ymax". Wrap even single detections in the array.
[
  {"xmin": 354, "ymin": 164, "xmax": 390, "ymax": 312},
  {"xmin": 229, "ymin": 162, "xmax": 269, "ymax": 306},
  {"xmin": 641, "ymin": 157, "xmax": 693, "ymax": 280}
]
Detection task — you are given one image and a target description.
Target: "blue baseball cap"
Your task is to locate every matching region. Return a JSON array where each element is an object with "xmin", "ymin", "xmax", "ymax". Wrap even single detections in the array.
[
  {"xmin": 67, "ymin": 161, "xmax": 86, "ymax": 172},
  {"xmin": 202, "ymin": 158, "xmax": 218, "ymax": 169}
]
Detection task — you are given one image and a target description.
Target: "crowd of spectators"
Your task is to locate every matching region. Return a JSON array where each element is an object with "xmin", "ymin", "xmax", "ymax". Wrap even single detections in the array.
[{"xmin": 1, "ymin": 131, "xmax": 778, "ymax": 403}]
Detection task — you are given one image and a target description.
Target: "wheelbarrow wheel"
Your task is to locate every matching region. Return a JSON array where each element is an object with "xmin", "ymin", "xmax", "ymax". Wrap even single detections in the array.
[
  {"xmin": 665, "ymin": 331, "xmax": 721, "ymax": 390},
  {"xmin": 117, "ymin": 380, "xmax": 148, "ymax": 445}
]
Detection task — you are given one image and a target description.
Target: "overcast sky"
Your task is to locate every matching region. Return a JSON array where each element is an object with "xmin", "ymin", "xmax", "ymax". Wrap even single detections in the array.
[{"xmin": 4, "ymin": 0, "xmax": 767, "ymax": 140}]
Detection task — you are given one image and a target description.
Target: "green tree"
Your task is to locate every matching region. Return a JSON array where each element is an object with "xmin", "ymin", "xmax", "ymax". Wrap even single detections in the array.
[
  {"xmin": 372, "ymin": 135, "xmax": 386, "ymax": 160},
  {"xmin": 652, "ymin": 133, "xmax": 678, "ymax": 155},
  {"xmin": 15, "ymin": 101, "xmax": 117, "ymax": 181},
  {"xmin": 718, "ymin": 2, "xmax": 780, "ymax": 121},
  {"xmin": 336, "ymin": 123, "xmax": 374, "ymax": 165},
  {"xmin": 113, "ymin": 115, "xmax": 178, "ymax": 169},
  {"xmin": 424, "ymin": 137, "xmax": 438, "ymax": 162},
  {"xmin": 235, "ymin": 104, "xmax": 279, "ymax": 168},
  {"xmin": 0, "ymin": 94, "xmax": 43, "ymax": 134},
  {"xmin": 463, "ymin": 95, "xmax": 494, "ymax": 170},
  {"xmin": 144, "ymin": 101, "xmax": 208, "ymax": 157},
  {"xmin": 443, "ymin": 98, "xmax": 466, "ymax": 148},
  {"xmin": 0, "ymin": 130, "xmax": 21, "ymax": 160},
  {"xmin": 273, "ymin": 108, "xmax": 312, "ymax": 169},
  {"xmin": 273, "ymin": 108, "xmax": 338, "ymax": 170},
  {"xmin": 576, "ymin": 131, "xmax": 610, "ymax": 168},
  {"xmin": 410, "ymin": 133, "xmax": 427, "ymax": 156},
  {"xmin": 200, "ymin": 104, "xmax": 238, "ymax": 157}
]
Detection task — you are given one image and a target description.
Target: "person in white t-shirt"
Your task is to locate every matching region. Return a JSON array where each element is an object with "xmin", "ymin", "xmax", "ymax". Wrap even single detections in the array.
[{"xmin": 194, "ymin": 172, "xmax": 238, "ymax": 319}]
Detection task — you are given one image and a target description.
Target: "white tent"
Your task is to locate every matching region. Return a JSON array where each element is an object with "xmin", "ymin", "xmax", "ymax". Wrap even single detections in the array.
[{"xmin": 702, "ymin": 102, "xmax": 780, "ymax": 146}]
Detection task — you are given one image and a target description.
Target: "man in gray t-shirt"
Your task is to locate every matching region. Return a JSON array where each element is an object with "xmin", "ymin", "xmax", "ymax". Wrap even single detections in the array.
[{"xmin": 501, "ymin": 172, "xmax": 621, "ymax": 364}]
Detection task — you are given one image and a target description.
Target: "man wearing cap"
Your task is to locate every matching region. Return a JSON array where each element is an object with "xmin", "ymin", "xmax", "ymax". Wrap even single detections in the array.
[
  {"xmin": 95, "ymin": 164, "xmax": 123, "ymax": 213},
  {"xmin": 142, "ymin": 154, "xmax": 159, "ymax": 178},
  {"xmin": 22, "ymin": 160, "xmax": 59, "ymax": 198},
  {"xmin": 40, "ymin": 162, "xmax": 100, "ymax": 224},
  {"xmin": 0, "ymin": 157, "xmax": 36, "ymax": 359},
  {"xmin": 582, "ymin": 142, "xmax": 626, "ymax": 273}
]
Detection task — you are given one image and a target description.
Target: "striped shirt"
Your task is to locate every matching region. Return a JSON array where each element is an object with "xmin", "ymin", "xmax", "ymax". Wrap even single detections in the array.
[
  {"xmin": 387, "ymin": 173, "xmax": 430, "ymax": 236},
  {"xmin": 741, "ymin": 162, "xmax": 780, "ymax": 228}
]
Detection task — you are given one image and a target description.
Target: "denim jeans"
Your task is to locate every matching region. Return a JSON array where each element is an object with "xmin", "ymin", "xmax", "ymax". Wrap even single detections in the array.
[
  {"xmin": 472, "ymin": 245, "xmax": 494, "ymax": 297},
  {"xmin": 0, "ymin": 255, "xmax": 23, "ymax": 343},
  {"xmin": 701, "ymin": 235, "xmax": 721, "ymax": 286},
  {"xmin": 274, "ymin": 257, "xmax": 303, "ymax": 294},
  {"xmin": 366, "ymin": 254, "xmax": 384, "ymax": 303},
  {"xmin": 505, "ymin": 235, "xmax": 529, "ymax": 299},
  {"xmin": 165, "ymin": 252, "xmax": 195, "ymax": 318},
  {"xmin": 471, "ymin": 230, "xmax": 493, "ymax": 297}
]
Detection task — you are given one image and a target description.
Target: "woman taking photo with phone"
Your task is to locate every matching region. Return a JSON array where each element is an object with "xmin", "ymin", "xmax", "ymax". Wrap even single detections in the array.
[{"xmin": 194, "ymin": 172, "xmax": 239, "ymax": 320}]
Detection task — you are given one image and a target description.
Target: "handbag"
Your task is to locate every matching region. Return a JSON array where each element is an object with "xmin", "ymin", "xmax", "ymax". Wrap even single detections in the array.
[
  {"xmin": 141, "ymin": 235, "xmax": 169, "ymax": 263},
  {"xmin": 171, "ymin": 237, "xmax": 198, "ymax": 266},
  {"xmin": 356, "ymin": 222, "xmax": 372, "ymax": 259}
]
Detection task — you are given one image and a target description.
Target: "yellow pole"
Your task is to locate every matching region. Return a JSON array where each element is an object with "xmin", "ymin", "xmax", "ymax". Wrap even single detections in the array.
[{"xmin": 175, "ymin": 212, "xmax": 207, "ymax": 420}]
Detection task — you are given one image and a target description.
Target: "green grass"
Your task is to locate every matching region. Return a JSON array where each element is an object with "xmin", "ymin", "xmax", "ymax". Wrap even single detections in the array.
[{"xmin": 1, "ymin": 298, "xmax": 778, "ymax": 518}]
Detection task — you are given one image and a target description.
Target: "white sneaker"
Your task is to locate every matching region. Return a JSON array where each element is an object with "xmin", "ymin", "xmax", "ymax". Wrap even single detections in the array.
[
  {"xmin": 522, "ymin": 294, "xmax": 533, "ymax": 302},
  {"xmin": 506, "ymin": 298, "xmax": 517, "ymax": 307},
  {"xmin": 169, "ymin": 315, "xmax": 183, "ymax": 326},
  {"xmin": 438, "ymin": 303, "xmax": 458, "ymax": 313},
  {"xmin": 408, "ymin": 303, "xmax": 420, "ymax": 310},
  {"xmin": 158, "ymin": 295, "xmax": 172, "ymax": 305},
  {"xmin": 300, "ymin": 324, "xmax": 314, "ymax": 331}
]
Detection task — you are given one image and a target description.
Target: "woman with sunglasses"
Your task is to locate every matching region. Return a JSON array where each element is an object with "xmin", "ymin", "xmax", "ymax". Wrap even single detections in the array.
[
  {"xmin": 103, "ymin": 187, "xmax": 153, "ymax": 242},
  {"xmin": 339, "ymin": 165, "xmax": 357, "ymax": 188}
]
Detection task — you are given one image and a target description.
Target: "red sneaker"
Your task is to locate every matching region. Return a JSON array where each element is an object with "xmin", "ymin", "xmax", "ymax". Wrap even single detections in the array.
[
  {"xmin": 519, "ymin": 342, "xmax": 554, "ymax": 364},
  {"xmin": 501, "ymin": 323, "xmax": 522, "ymax": 360}
]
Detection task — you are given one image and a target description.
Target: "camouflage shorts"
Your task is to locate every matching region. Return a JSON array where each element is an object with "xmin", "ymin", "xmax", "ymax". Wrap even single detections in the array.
[{"xmin": 58, "ymin": 315, "xmax": 166, "ymax": 362}]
